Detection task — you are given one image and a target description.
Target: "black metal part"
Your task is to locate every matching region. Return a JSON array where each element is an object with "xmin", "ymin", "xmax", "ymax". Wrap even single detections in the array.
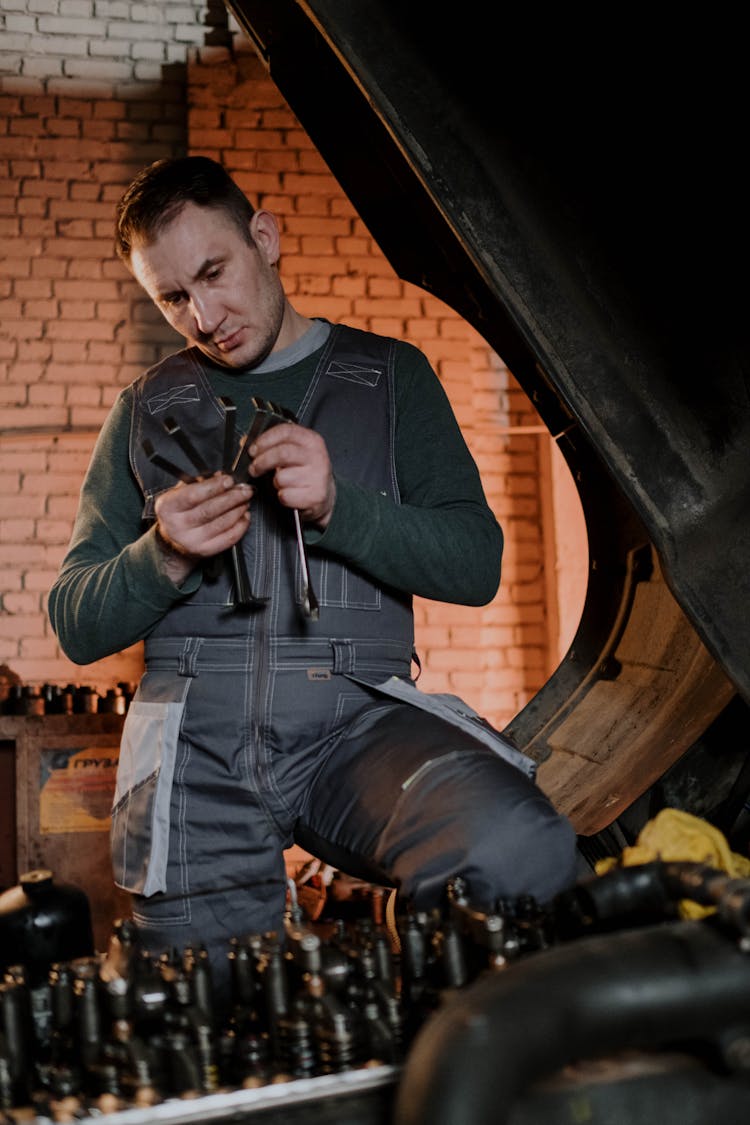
[
  {"xmin": 231, "ymin": 396, "xmax": 274, "ymax": 481},
  {"xmin": 269, "ymin": 401, "xmax": 319, "ymax": 621},
  {"xmin": 142, "ymin": 414, "xmax": 263, "ymax": 607},
  {"xmin": 250, "ymin": 398, "xmax": 319, "ymax": 621},
  {"xmin": 227, "ymin": 1, "xmax": 750, "ymax": 697},
  {"xmin": 394, "ymin": 919, "xmax": 750, "ymax": 1125},
  {"xmin": 554, "ymin": 861, "xmax": 750, "ymax": 941},
  {"xmin": 218, "ymin": 396, "xmax": 261, "ymax": 606},
  {"xmin": 141, "ymin": 439, "xmax": 195, "ymax": 486},
  {"xmin": 224, "ymin": 0, "xmax": 749, "ymax": 834},
  {"xmin": 142, "ymin": 399, "xmax": 319, "ymax": 617},
  {"xmin": 163, "ymin": 417, "xmax": 212, "ymax": 478},
  {"xmin": 217, "ymin": 396, "xmax": 236, "ymax": 474}
]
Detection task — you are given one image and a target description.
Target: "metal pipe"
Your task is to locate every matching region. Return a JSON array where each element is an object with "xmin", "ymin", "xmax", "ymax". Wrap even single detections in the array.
[{"xmin": 394, "ymin": 919, "xmax": 750, "ymax": 1125}]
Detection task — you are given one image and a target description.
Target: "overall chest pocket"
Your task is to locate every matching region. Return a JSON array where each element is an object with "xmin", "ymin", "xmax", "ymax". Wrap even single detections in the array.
[{"xmin": 303, "ymin": 555, "xmax": 381, "ymax": 610}]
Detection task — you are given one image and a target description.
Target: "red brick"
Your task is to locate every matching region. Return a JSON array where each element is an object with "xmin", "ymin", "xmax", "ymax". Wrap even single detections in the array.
[
  {"xmin": 46, "ymin": 495, "xmax": 81, "ymax": 520},
  {"xmin": 22, "ymin": 471, "xmax": 81, "ymax": 495},
  {"xmin": 18, "ymin": 637, "xmax": 64, "ymax": 662},
  {"xmin": 22, "ymin": 568, "xmax": 61, "ymax": 592},
  {"xmin": 0, "ymin": 613, "xmax": 46, "ymax": 640},
  {"xmin": 0, "ymin": 640, "xmax": 20, "ymax": 661},
  {"xmin": 3, "ymin": 592, "xmax": 40, "ymax": 615},
  {"xmin": 68, "ymin": 406, "xmax": 110, "ymax": 428},
  {"xmin": 35, "ymin": 519, "xmax": 74, "ymax": 543},
  {"xmin": 0, "ymin": 494, "xmax": 44, "ymax": 519},
  {"xmin": 47, "ymin": 448, "xmax": 96, "ymax": 474},
  {"xmin": 331, "ymin": 276, "xmax": 367, "ymax": 298},
  {"xmin": 1, "ymin": 318, "xmax": 44, "ymax": 340},
  {"xmin": 45, "ymin": 320, "xmax": 115, "ymax": 341},
  {"xmin": 89, "ymin": 342, "xmax": 126, "ymax": 365},
  {"xmin": 58, "ymin": 299, "xmax": 95, "ymax": 319}
]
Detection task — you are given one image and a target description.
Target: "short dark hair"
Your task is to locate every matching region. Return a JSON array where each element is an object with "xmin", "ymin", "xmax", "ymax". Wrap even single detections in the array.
[{"xmin": 115, "ymin": 156, "xmax": 256, "ymax": 262}]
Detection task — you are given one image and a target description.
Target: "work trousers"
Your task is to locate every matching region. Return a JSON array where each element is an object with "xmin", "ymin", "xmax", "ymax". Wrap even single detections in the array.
[{"xmin": 111, "ymin": 637, "xmax": 577, "ymax": 999}]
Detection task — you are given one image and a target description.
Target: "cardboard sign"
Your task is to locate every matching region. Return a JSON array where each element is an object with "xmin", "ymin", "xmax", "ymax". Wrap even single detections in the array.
[{"xmin": 40, "ymin": 746, "xmax": 119, "ymax": 834}]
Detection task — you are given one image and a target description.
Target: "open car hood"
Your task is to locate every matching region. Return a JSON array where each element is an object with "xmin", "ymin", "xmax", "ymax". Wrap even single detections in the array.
[{"xmin": 225, "ymin": 1, "xmax": 749, "ymax": 836}]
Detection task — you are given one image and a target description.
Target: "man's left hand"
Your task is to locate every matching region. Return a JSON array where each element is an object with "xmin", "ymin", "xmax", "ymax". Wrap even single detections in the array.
[{"xmin": 248, "ymin": 422, "xmax": 336, "ymax": 529}]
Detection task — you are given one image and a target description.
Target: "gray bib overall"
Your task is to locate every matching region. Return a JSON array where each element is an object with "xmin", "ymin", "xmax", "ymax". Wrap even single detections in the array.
[{"xmin": 110, "ymin": 324, "xmax": 576, "ymax": 989}]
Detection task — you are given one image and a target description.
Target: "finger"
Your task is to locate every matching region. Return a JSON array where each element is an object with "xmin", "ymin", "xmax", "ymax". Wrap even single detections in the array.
[
  {"xmin": 169, "ymin": 473, "xmax": 246, "ymax": 511},
  {"xmin": 193, "ymin": 482, "xmax": 253, "ymax": 527},
  {"xmin": 160, "ymin": 477, "xmax": 252, "ymax": 523},
  {"xmin": 156, "ymin": 478, "xmax": 252, "ymax": 552},
  {"xmin": 249, "ymin": 426, "xmax": 312, "ymax": 476},
  {"xmin": 158, "ymin": 501, "xmax": 251, "ymax": 558},
  {"xmin": 249, "ymin": 421, "xmax": 297, "ymax": 458},
  {"xmin": 194, "ymin": 507, "xmax": 251, "ymax": 555},
  {"xmin": 275, "ymin": 474, "xmax": 336, "ymax": 526}
]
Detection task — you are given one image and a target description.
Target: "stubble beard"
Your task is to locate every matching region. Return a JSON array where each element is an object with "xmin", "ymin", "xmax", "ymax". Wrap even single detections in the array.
[{"xmin": 204, "ymin": 275, "xmax": 287, "ymax": 372}]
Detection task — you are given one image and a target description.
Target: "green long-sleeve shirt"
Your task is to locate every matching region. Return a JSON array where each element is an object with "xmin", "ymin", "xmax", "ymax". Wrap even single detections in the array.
[{"xmin": 48, "ymin": 335, "xmax": 503, "ymax": 664}]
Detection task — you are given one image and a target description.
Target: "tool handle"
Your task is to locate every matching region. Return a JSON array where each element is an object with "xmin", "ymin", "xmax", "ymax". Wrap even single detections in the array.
[{"xmin": 229, "ymin": 542, "xmax": 257, "ymax": 605}]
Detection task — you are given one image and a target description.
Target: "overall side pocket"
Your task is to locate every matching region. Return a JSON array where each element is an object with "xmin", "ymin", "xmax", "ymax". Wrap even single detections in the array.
[
  {"xmin": 110, "ymin": 691, "xmax": 187, "ymax": 897},
  {"xmin": 344, "ymin": 672, "xmax": 538, "ymax": 781}
]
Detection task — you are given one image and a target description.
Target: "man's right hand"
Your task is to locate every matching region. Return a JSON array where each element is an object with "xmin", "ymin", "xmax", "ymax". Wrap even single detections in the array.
[{"xmin": 153, "ymin": 473, "xmax": 253, "ymax": 585}]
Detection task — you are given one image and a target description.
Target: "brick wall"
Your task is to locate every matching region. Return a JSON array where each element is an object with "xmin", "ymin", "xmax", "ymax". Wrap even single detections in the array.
[
  {"xmin": 0, "ymin": 0, "xmax": 216, "ymax": 692},
  {"xmin": 0, "ymin": 2, "xmax": 582, "ymax": 729}
]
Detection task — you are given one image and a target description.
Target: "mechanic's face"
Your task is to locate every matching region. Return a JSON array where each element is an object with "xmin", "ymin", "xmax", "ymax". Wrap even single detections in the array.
[{"xmin": 129, "ymin": 201, "xmax": 287, "ymax": 369}]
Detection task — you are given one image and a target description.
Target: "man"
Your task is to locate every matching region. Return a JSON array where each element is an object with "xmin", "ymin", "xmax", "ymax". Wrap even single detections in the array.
[{"xmin": 49, "ymin": 156, "xmax": 577, "ymax": 996}]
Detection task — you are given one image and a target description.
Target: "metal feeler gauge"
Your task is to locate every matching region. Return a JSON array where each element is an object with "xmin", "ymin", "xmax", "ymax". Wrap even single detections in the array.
[
  {"xmin": 249, "ymin": 397, "xmax": 320, "ymax": 622},
  {"xmin": 142, "ymin": 399, "xmax": 319, "ymax": 619},
  {"xmin": 142, "ymin": 410, "xmax": 263, "ymax": 604},
  {"xmin": 218, "ymin": 397, "xmax": 265, "ymax": 605}
]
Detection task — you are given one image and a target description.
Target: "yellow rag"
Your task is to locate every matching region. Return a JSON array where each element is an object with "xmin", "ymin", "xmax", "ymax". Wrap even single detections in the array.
[{"xmin": 595, "ymin": 806, "xmax": 750, "ymax": 919}]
